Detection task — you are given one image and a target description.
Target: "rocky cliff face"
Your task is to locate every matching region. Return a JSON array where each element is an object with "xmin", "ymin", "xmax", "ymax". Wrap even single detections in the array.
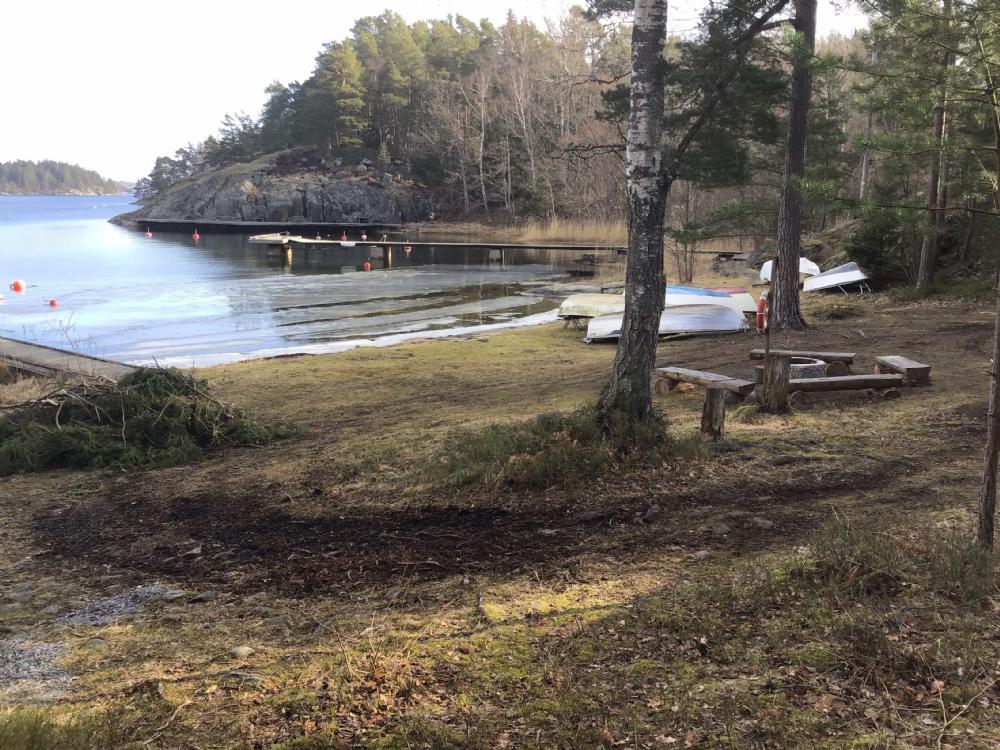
[{"xmin": 116, "ymin": 157, "xmax": 433, "ymax": 225}]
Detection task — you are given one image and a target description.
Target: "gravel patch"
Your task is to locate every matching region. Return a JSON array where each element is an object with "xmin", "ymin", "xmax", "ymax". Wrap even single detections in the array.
[
  {"xmin": 0, "ymin": 637, "xmax": 71, "ymax": 702},
  {"xmin": 59, "ymin": 584, "xmax": 170, "ymax": 627}
]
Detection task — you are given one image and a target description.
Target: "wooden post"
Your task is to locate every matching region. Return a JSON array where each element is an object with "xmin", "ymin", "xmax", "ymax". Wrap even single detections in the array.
[
  {"xmin": 701, "ymin": 387, "xmax": 727, "ymax": 441},
  {"xmin": 761, "ymin": 353, "xmax": 791, "ymax": 413}
]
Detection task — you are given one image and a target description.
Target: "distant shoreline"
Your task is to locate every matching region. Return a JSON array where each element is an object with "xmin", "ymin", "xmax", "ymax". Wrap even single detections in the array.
[{"xmin": 0, "ymin": 191, "xmax": 132, "ymax": 197}]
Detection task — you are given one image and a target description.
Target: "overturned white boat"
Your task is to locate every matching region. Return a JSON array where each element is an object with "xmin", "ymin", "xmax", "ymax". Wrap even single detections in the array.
[
  {"xmin": 559, "ymin": 285, "xmax": 754, "ymax": 320},
  {"xmin": 759, "ymin": 257, "xmax": 822, "ymax": 281},
  {"xmin": 803, "ymin": 261, "xmax": 870, "ymax": 293},
  {"xmin": 585, "ymin": 303, "xmax": 749, "ymax": 342},
  {"xmin": 557, "ymin": 292, "xmax": 625, "ymax": 319}
]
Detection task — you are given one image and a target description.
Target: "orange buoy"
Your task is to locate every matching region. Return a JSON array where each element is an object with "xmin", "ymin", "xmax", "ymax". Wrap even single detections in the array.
[
  {"xmin": 48, "ymin": 299, "xmax": 60, "ymax": 308},
  {"xmin": 363, "ymin": 261, "xmax": 372, "ymax": 271},
  {"xmin": 403, "ymin": 245, "xmax": 412, "ymax": 254},
  {"xmin": 10, "ymin": 279, "xmax": 25, "ymax": 293},
  {"xmin": 192, "ymin": 229, "xmax": 201, "ymax": 241}
]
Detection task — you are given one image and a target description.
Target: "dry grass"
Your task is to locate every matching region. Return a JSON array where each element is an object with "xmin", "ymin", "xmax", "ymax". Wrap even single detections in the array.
[
  {"xmin": 1, "ymin": 293, "xmax": 999, "ymax": 747},
  {"xmin": 519, "ymin": 216, "xmax": 627, "ymax": 246},
  {"xmin": 0, "ymin": 373, "xmax": 56, "ymax": 407}
]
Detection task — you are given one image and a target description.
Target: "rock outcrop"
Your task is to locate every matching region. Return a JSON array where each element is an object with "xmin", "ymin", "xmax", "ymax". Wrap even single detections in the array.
[{"xmin": 114, "ymin": 154, "xmax": 432, "ymax": 226}]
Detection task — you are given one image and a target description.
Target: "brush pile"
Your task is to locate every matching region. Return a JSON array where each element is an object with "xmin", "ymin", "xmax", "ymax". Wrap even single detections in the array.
[{"xmin": 0, "ymin": 368, "xmax": 276, "ymax": 475}]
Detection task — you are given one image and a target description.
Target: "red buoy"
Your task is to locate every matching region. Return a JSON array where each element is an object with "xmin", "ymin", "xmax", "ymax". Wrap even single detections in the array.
[
  {"xmin": 315, "ymin": 234, "xmax": 322, "ymax": 240},
  {"xmin": 192, "ymin": 229, "xmax": 201, "ymax": 241},
  {"xmin": 363, "ymin": 261, "xmax": 372, "ymax": 271},
  {"xmin": 403, "ymin": 245, "xmax": 412, "ymax": 254},
  {"xmin": 48, "ymin": 298, "xmax": 60, "ymax": 308},
  {"xmin": 144, "ymin": 228, "xmax": 152, "ymax": 238},
  {"xmin": 340, "ymin": 232, "xmax": 348, "ymax": 241},
  {"xmin": 9, "ymin": 279, "xmax": 25, "ymax": 293}
]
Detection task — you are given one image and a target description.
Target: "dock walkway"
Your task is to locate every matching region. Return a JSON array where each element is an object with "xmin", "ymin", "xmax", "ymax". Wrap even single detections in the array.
[
  {"xmin": 253, "ymin": 234, "xmax": 626, "ymax": 253},
  {"xmin": 0, "ymin": 337, "xmax": 137, "ymax": 381}
]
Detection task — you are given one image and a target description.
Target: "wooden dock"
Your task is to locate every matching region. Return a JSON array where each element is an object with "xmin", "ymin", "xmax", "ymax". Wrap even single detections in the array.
[
  {"xmin": 251, "ymin": 234, "xmax": 626, "ymax": 253},
  {"xmin": 0, "ymin": 337, "xmax": 137, "ymax": 382},
  {"xmin": 136, "ymin": 219, "xmax": 403, "ymax": 234}
]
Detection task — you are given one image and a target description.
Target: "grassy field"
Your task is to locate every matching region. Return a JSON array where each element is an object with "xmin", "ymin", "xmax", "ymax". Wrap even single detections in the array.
[{"xmin": 1, "ymin": 291, "xmax": 999, "ymax": 748}]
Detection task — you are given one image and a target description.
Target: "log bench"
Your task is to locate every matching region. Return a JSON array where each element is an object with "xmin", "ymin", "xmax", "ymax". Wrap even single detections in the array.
[
  {"xmin": 749, "ymin": 348, "xmax": 856, "ymax": 364},
  {"xmin": 654, "ymin": 366, "xmax": 756, "ymax": 398},
  {"xmin": 787, "ymin": 373, "xmax": 904, "ymax": 392},
  {"xmin": 875, "ymin": 355, "xmax": 931, "ymax": 384}
]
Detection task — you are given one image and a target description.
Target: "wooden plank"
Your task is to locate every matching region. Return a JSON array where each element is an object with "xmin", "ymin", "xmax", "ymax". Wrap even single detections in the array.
[
  {"xmin": 787, "ymin": 374, "xmax": 904, "ymax": 393},
  {"xmin": 0, "ymin": 337, "xmax": 136, "ymax": 382},
  {"xmin": 749, "ymin": 348, "xmax": 856, "ymax": 364},
  {"xmin": 875, "ymin": 355, "xmax": 931, "ymax": 382},
  {"xmin": 655, "ymin": 366, "xmax": 756, "ymax": 396}
]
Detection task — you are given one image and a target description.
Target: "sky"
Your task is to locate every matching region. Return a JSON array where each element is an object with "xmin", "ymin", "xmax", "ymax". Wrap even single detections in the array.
[{"xmin": 0, "ymin": 0, "xmax": 868, "ymax": 181}]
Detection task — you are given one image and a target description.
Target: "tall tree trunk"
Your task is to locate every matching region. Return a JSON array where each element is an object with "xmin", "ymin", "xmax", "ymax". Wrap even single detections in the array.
[
  {"xmin": 599, "ymin": 0, "xmax": 667, "ymax": 424},
  {"xmin": 769, "ymin": 0, "xmax": 816, "ymax": 332},
  {"xmin": 916, "ymin": 0, "xmax": 953, "ymax": 290},
  {"xmin": 976, "ymin": 58, "xmax": 1000, "ymax": 550},
  {"xmin": 859, "ymin": 48, "xmax": 877, "ymax": 201}
]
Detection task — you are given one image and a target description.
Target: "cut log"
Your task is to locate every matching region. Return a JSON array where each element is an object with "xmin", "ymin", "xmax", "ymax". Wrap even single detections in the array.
[
  {"xmin": 761, "ymin": 354, "xmax": 791, "ymax": 413},
  {"xmin": 749, "ymin": 348, "xmax": 855, "ymax": 364},
  {"xmin": 654, "ymin": 367, "xmax": 756, "ymax": 396},
  {"xmin": 700, "ymin": 388, "xmax": 727, "ymax": 441},
  {"xmin": 825, "ymin": 360, "xmax": 851, "ymax": 377},
  {"xmin": 875, "ymin": 355, "xmax": 931, "ymax": 383},
  {"xmin": 653, "ymin": 378, "xmax": 674, "ymax": 396},
  {"xmin": 788, "ymin": 373, "xmax": 904, "ymax": 392}
]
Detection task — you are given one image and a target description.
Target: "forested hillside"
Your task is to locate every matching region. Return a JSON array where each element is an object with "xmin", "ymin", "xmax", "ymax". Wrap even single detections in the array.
[
  {"xmin": 137, "ymin": 2, "xmax": 1000, "ymax": 291},
  {"xmin": 0, "ymin": 160, "xmax": 122, "ymax": 195}
]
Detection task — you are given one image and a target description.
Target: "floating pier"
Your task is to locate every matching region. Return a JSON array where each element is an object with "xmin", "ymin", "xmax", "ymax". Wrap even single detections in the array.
[
  {"xmin": 250, "ymin": 234, "xmax": 626, "ymax": 254},
  {"xmin": 134, "ymin": 219, "xmax": 403, "ymax": 235},
  {"xmin": 0, "ymin": 337, "xmax": 136, "ymax": 382}
]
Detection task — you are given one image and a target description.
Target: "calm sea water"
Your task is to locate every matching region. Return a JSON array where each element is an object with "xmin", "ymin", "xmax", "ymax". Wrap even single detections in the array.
[{"xmin": 0, "ymin": 196, "xmax": 568, "ymax": 366}]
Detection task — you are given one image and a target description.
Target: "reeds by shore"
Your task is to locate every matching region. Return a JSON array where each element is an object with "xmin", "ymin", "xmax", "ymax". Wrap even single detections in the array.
[{"xmin": 518, "ymin": 217, "xmax": 627, "ymax": 246}]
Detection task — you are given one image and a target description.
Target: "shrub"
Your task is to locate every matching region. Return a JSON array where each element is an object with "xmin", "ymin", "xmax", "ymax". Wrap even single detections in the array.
[
  {"xmin": 846, "ymin": 208, "xmax": 916, "ymax": 285},
  {"xmin": 810, "ymin": 514, "xmax": 907, "ymax": 598},
  {"xmin": 0, "ymin": 368, "xmax": 278, "ymax": 475},
  {"xmin": 425, "ymin": 407, "xmax": 609, "ymax": 489},
  {"xmin": 925, "ymin": 531, "xmax": 996, "ymax": 605}
]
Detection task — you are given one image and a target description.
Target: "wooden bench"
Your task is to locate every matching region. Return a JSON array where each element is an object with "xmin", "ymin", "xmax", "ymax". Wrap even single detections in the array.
[
  {"xmin": 875, "ymin": 355, "xmax": 931, "ymax": 384},
  {"xmin": 654, "ymin": 366, "xmax": 756, "ymax": 397},
  {"xmin": 787, "ymin": 374, "xmax": 904, "ymax": 393},
  {"xmin": 750, "ymin": 348, "xmax": 856, "ymax": 364}
]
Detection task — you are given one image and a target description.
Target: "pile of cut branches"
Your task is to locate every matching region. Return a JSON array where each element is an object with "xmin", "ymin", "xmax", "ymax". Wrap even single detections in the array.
[{"xmin": 0, "ymin": 368, "xmax": 277, "ymax": 475}]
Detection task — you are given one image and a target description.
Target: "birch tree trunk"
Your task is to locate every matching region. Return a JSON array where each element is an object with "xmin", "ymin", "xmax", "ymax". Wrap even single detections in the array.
[
  {"xmin": 916, "ymin": 0, "xmax": 952, "ymax": 290},
  {"xmin": 599, "ymin": 0, "xmax": 667, "ymax": 424},
  {"xmin": 768, "ymin": 0, "xmax": 816, "ymax": 332}
]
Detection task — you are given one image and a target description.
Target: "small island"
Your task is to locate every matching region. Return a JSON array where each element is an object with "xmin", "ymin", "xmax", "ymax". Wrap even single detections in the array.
[{"xmin": 0, "ymin": 160, "xmax": 125, "ymax": 196}]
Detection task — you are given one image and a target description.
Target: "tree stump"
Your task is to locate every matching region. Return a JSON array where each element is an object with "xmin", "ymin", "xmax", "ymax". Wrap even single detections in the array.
[
  {"xmin": 761, "ymin": 353, "xmax": 791, "ymax": 413},
  {"xmin": 700, "ymin": 387, "xmax": 727, "ymax": 441},
  {"xmin": 825, "ymin": 360, "xmax": 850, "ymax": 377}
]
